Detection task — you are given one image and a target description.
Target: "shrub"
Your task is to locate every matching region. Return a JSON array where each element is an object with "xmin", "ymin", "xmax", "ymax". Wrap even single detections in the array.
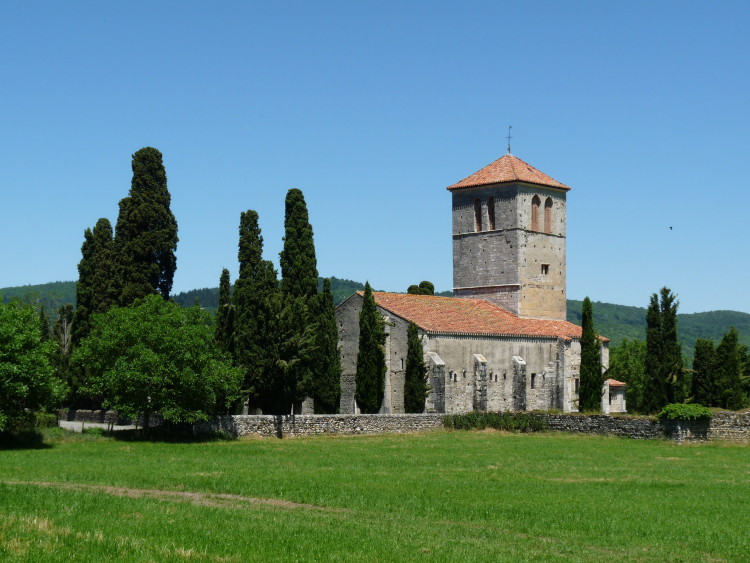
[
  {"xmin": 443, "ymin": 411, "xmax": 549, "ymax": 432},
  {"xmin": 658, "ymin": 403, "xmax": 712, "ymax": 421}
]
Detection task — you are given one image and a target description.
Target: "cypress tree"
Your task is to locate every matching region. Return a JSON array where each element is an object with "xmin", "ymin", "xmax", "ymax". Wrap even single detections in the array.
[
  {"xmin": 715, "ymin": 327, "xmax": 744, "ymax": 410},
  {"xmin": 578, "ymin": 297, "xmax": 602, "ymax": 411},
  {"xmin": 113, "ymin": 147, "xmax": 178, "ymax": 306},
  {"xmin": 279, "ymin": 188, "xmax": 318, "ymax": 299},
  {"xmin": 74, "ymin": 218, "xmax": 114, "ymax": 346},
  {"xmin": 38, "ymin": 305, "xmax": 51, "ymax": 342},
  {"xmin": 312, "ymin": 278, "xmax": 341, "ymax": 414},
  {"xmin": 403, "ymin": 321, "xmax": 428, "ymax": 413},
  {"xmin": 692, "ymin": 339, "xmax": 716, "ymax": 406},
  {"xmin": 215, "ymin": 268, "xmax": 235, "ymax": 356},
  {"xmin": 355, "ymin": 282, "xmax": 386, "ymax": 414},
  {"xmin": 644, "ymin": 287, "xmax": 683, "ymax": 413},
  {"xmin": 233, "ymin": 210, "xmax": 281, "ymax": 413}
]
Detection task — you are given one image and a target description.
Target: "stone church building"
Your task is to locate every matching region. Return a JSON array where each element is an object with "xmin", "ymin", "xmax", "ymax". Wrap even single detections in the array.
[{"xmin": 336, "ymin": 152, "xmax": 609, "ymax": 414}]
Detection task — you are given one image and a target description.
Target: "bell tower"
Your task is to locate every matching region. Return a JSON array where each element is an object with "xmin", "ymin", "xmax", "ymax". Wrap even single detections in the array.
[{"xmin": 447, "ymin": 153, "xmax": 570, "ymax": 321}]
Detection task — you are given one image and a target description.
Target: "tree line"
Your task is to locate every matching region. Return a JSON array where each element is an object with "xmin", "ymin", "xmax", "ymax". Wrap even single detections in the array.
[
  {"xmin": 0, "ymin": 148, "xmax": 346, "ymax": 432},
  {"xmin": 581, "ymin": 287, "xmax": 750, "ymax": 414}
]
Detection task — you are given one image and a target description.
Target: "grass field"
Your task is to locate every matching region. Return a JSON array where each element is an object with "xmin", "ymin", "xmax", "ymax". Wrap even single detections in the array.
[{"xmin": 1, "ymin": 428, "xmax": 748, "ymax": 562}]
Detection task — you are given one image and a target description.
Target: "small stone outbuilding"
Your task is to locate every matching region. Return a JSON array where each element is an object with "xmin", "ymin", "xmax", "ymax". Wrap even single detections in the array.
[{"xmin": 602, "ymin": 378, "xmax": 627, "ymax": 414}]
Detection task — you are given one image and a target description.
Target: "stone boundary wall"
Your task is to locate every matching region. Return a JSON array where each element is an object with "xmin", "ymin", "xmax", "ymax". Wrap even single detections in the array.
[
  {"xmin": 708, "ymin": 411, "xmax": 750, "ymax": 442},
  {"xmin": 533, "ymin": 414, "xmax": 663, "ymax": 440},
  {"xmin": 58, "ymin": 410, "xmax": 750, "ymax": 442},
  {"xmin": 201, "ymin": 414, "xmax": 446, "ymax": 438}
]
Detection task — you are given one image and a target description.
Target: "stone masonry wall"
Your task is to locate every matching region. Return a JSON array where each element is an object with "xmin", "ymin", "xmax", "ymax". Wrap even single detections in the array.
[{"xmin": 707, "ymin": 411, "xmax": 750, "ymax": 442}]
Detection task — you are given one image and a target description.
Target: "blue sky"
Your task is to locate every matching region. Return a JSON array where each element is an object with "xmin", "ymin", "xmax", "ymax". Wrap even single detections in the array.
[{"xmin": 1, "ymin": 1, "xmax": 748, "ymax": 314}]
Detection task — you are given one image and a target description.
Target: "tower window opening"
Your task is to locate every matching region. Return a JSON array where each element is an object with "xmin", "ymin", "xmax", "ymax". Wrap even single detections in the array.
[
  {"xmin": 474, "ymin": 199, "xmax": 482, "ymax": 232},
  {"xmin": 531, "ymin": 195, "xmax": 541, "ymax": 231},
  {"xmin": 541, "ymin": 264, "xmax": 549, "ymax": 275},
  {"xmin": 544, "ymin": 197, "xmax": 553, "ymax": 233},
  {"xmin": 531, "ymin": 373, "xmax": 536, "ymax": 389},
  {"xmin": 488, "ymin": 197, "xmax": 495, "ymax": 230}
]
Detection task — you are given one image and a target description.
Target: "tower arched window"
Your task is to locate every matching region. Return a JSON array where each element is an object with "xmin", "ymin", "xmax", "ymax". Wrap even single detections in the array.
[
  {"xmin": 474, "ymin": 199, "xmax": 482, "ymax": 232},
  {"xmin": 531, "ymin": 195, "xmax": 541, "ymax": 231},
  {"xmin": 544, "ymin": 197, "xmax": 553, "ymax": 234},
  {"xmin": 487, "ymin": 197, "xmax": 495, "ymax": 230}
]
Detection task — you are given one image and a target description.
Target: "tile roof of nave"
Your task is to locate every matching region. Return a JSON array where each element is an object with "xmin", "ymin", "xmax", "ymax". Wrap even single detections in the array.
[
  {"xmin": 359, "ymin": 292, "xmax": 583, "ymax": 340},
  {"xmin": 447, "ymin": 153, "xmax": 571, "ymax": 191}
]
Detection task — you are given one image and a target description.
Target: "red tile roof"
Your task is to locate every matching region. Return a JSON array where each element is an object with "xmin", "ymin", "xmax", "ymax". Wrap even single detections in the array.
[
  {"xmin": 355, "ymin": 292, "xmax": 583, "ymax": 340},
  {"xmin": 447, "ymin": 153, "xmax": 571, "ymax": 191},
  {"xmin": 606, "ymin": 378, "xmax": 627, "ymax": 388}
]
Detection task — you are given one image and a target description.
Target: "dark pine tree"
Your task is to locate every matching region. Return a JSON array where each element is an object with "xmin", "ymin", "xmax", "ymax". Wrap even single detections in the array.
[
  {"xmin": 233, "ymin": 210, "xmax": 282, "ymax": 413},
  {"xmin": 73, "ymin": 218, "xmax": 114, "ymax": 346},
  {"xmin": 715, "ymin": 327, "xmax": 744, "ymax": 410},
  {"xmin": 38, "ymin": 305, "xmax": 50, "ymax": 342},
  {"xmin": 278, "ymin": 188, "xmax": 319, "ymax": 412},
  {"xmin": 215, "ymin": 268, "xmax": 235, "ymax": 356},
  {"xmin": 691, "ymin": 338, "xmax": 716, "ymax": 406},
  {"xmin": 578, "ymin": 297, "xmax": 602, "ymax": 411},
  {"xmin": 311, "ymin": 278, "xmax": 341, "ymax": 413},
  {"xmin": 279, "ymin": 188, "xmax": 318, "ymax": 299},
  {"xmin": 644, "ymin": 287, "xmax": 683, "ymax": 413},
  {"xmin": 355, "ymin": 282, "xmax": 386, "ymax": 414},
  {"xmin": 112, "ymin": 147, "xmax": 178, "ymax": 306},
  {"xmin": 403, "ymin": 321, "xmax": 428, "ymax": 413}
]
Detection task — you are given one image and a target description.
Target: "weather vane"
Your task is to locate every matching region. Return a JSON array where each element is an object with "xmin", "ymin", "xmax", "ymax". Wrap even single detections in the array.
[{"xmin": 506, "ymin": 125, "xmax": 513, "ymax": 154}]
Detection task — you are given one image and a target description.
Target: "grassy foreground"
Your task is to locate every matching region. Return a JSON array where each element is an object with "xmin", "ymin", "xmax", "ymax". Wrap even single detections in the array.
[{"xmin": 1, "ymin": 429, "xmax": 748, "ymax": 562}]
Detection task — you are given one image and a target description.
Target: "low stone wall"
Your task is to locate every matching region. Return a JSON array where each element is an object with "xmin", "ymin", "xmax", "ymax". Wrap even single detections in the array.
[
  {"xmin": 202, "ymin": 414, "xmax": 447, "ymax": 438},
  {"xmin": 57, "ymin": 409, "xmax": 750, "ymax": 442},
  {"xmin": 708, "ymin": 411, "xmax": 750, "ymax": 442},
  {"xmin": 535, "ymin": 413, "xmax": 663, "ymax": 440}
]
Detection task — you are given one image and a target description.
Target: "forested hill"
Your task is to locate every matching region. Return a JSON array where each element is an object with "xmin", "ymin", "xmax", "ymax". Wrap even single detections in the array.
[
  {"xmin": 567, "ymin": 299, "xmax": 750, "ymax": 356},
  {"xmin": 4, "ymin": 281, "xmax": 749, "ymax": 355}
]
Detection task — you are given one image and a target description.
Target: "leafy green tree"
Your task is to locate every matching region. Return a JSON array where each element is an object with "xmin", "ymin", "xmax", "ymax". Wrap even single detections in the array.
[
  {"xmin": 714, "ymin": 327, "xmax": 745, "ymax": 410},
  {"xmin": 691, "ymin": 339, "xmax": 716, "ymax": 406},
  {"xmin": 355, "ymin": 282, "xmax": 386, "ymax": 413},
  {"xmin": 404, "ymin": 322, "xmax": 428, "ymax": 413},
  {"xmin": 578, "ymin": 297, "xmax": 602, "ymax": 411},
  {"xmin": 73, "ymin": 295, "xmax": 241, "ymax": 426},
  {"xmin": 407, "ymin": 281, "xmax": 435, "ymax": 295},
  {"xmin": 0, "ymin": 300, "xmax": 60, "ymax": 431},
  {"xmin": 233, "ymin": 210, "xmax": 281, "ymax": 413},
  {"xmin": 73, "ymin": 218, "xmax": 114, "ymax": 345},
  {"xmin": 607, "ymin": 338, "xmax": 647, "ymax": 413},
  {"xmin": 644, "ymin": 288, "xmax": 683, "ymax": 413},
  {"xmin": 113, "ymin": 147, "xmax": 178, "ymax": 306},
  {"xmin": 215, "ymin": 268, "xmax": 234, "ymax": 356},
  {"xmin": 311, "ymin": 278, "xmax": 341, "ymax": 414}
]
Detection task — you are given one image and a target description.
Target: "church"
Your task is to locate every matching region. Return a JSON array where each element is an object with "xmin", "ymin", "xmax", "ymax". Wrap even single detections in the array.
[{"xmin": 336, "ymin": 151, "xmax": 609, "ymax": 414}]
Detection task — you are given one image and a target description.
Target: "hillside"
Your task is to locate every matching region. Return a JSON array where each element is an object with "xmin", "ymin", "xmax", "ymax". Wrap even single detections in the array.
[
  {"xmin": 4, "ymin": 281, "xmax": 749, "ymax": 357},
  {"xmin": 567, "ymin": 299, "xmax": 750, "ymax": 357}
]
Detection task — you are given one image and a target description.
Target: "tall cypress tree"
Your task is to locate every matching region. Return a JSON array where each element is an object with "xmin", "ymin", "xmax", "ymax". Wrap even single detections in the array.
[
  {"xmin": 73, "ymin": 218, "xmax": 114, "ymax": 346},
  {"xmin": 692, "ymin": 339, "xmax": 716, "ymax": 406},
  {"xmin": 278, "ymin": 188, "xmax": 320, "ymax": 412},
  {"xmin": 715, "ymin": 327, "xmax": 744, "ymax": 410},
  {"xmin": 644, "ymin": 287, "xmax": 683, "ymax": 413},
  {"xmin": 233, "ymin": 210, "xmax": 281, "ymax": 413},
  {"xmin": 280, "ymin": 188, "xmax": 318, "ymax": 299},
  {"xmin": 355, "ymin": 282, "xmax": 386, "ymax": 414},
  {"xmin": 215, "ymin": 268, "xmax": 235, "ymax": 356},
  {"xmin": 578, "ymin": 297, "xmax": 602, "ymax": 411},
  {"xmin": 113, "ymin": 147, "xmax": 178, "ymax": 306},
  {"xmin": 403, "ymin": 321, "xmax": 428, "ymax": 413},
  {"xmin": 312, "ymin": 278, "xmax": 341, "ymax": 414}
]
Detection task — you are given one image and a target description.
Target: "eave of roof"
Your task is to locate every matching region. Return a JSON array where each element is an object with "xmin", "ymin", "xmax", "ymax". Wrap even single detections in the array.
[
  {"xmin": 353, "ymin": 291, "xmax": 584, "ymax": 341},
  {"xmin": 447, "ymin": 153, "xmax": 571, "ymax": 191}
]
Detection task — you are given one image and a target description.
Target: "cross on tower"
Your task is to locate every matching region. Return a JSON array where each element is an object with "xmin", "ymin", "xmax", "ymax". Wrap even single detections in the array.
[{"xmin": 506, "ymin": 125, "xmax": 513, "ymax": 154}]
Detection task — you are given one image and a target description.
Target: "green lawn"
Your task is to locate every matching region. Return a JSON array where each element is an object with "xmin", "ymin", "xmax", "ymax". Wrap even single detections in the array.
[{"xmin": 1, "ymin": 429, "xmax": 748, "ymax": 562}]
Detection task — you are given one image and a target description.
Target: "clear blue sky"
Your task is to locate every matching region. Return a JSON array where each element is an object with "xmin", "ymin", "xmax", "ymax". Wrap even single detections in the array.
[{"xmin": 2, "ymin": 1, "xmax": 748, "ymax": 314}]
